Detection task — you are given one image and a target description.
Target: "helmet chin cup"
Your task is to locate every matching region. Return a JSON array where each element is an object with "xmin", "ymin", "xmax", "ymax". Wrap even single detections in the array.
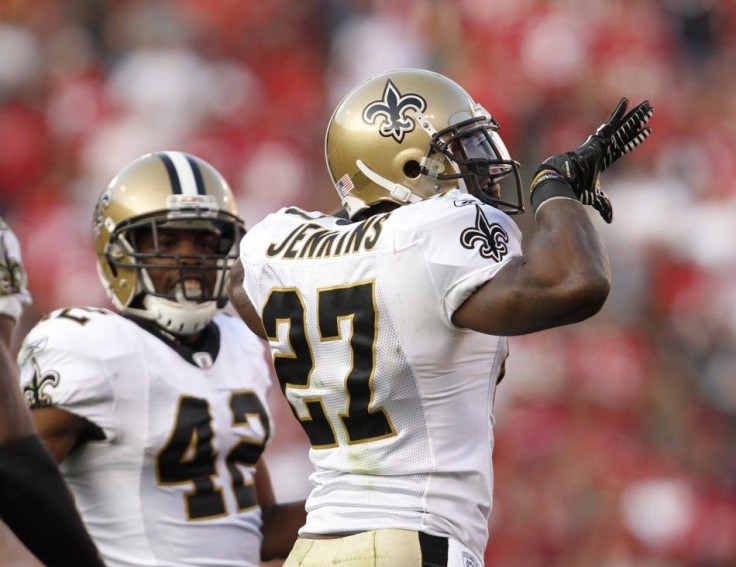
[{"xmin": 141, "ymin": 292, "xmax": 217, "ymax": 335}]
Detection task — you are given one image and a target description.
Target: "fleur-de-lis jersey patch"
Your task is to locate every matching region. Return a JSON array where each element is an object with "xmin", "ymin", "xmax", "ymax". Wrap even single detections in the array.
[
  {"xmin": 363, "ymin": 79, "xmax": 427, "ymax": 143},
  {"xmin": 23, "ymin": 358, "xmax": 60, "ymax": 409},
  {"xmin": 460, "ymin": 205, "xmax": 510, "ymax": 262}
]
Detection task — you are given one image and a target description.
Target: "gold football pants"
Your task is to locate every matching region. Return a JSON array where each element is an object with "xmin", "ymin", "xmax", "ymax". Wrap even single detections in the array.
[{"xmin": 284, "ymin": 529, "xmax": 482, "ymax": 567}]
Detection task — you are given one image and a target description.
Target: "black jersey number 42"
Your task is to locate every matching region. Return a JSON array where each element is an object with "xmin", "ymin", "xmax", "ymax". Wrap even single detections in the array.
[
  {"xmin": 156, "ymin": 391, "xmax": 269, "ymax": 520},
  {"xmin": 262, "ymin": 281, "xmax": 396, "ymax": 449}
]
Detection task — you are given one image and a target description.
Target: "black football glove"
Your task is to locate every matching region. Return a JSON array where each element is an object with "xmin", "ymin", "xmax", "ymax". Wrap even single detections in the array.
[{"xmin": 537, "ymin": 98, "xmax": 654, "ymax": 223}]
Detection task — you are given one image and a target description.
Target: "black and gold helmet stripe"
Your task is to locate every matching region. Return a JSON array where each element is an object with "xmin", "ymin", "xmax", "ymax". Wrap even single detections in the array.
[{"xmin": 156, "ymin": 151, "xmax": 207, "ymax": 196}]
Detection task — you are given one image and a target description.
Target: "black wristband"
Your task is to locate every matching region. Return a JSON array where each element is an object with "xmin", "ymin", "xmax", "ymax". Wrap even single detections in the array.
[{"xmin": 529, "ymin": 169, "xmax": 578, "ymax": 215}]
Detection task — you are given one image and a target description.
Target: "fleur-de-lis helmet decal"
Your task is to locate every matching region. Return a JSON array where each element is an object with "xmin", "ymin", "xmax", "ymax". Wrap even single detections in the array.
[
  {"xmin": 363, "ymin": 79, "xmax": 427, "ymax": 144},
  {"xmin": 325, "ymin": 68, "xmax": 524, "ymax": 220}
]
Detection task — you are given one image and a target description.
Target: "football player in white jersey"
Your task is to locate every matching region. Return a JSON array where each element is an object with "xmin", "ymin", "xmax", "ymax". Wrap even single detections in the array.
[
  {"xmin": 228, "ymin": 69, "xmax": 654, "ymax": 566},
  {"xmin": 0, "ymin": 216, "xmax": 105, "ymax": 567},
  {"xmin": 16, "ymin": 152, "xmax": 305, "ymax": 567}
]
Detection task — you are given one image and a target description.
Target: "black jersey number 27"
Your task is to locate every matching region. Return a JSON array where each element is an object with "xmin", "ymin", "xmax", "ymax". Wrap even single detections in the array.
[{"xmin": 262, "ymin": 281, "xmax": 396, "ymax": 449}]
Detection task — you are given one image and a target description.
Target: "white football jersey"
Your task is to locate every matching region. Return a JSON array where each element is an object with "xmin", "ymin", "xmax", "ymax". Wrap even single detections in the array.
[
  {"xmin": 17, "ymin": 309, "xmax": 274, "ymax": 567},
  {"xmin": 239, "ymin": 190, "xmax": 523, "ymax": 560}
]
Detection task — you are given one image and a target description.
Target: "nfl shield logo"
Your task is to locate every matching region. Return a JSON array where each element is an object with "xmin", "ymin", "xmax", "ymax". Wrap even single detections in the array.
[
  {"xmin": 462, "ymin": 551, "xmax": 481, "ymax": 567},
  {"xmin": 193, "ymin": 352, "xmax": 213, "ymax": 369}
]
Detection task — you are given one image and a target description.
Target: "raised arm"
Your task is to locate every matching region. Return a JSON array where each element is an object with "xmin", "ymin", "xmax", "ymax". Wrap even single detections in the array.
[
  {"xmin": 453, "ymin": 98, "xmax": 653, "ymax": 336},
  {"xmin": 255, "ymin": 460, "xmax": 306, "ymax": 561},
  {"xmin": 0, "ymin": 217, "xmax": 35, "ymax": 443},
  {"xmin": 453, "ymin": 198, "xmax": 610, "ymax": 335},
  {"xmin": 0, "ymin": 217, "xmax": 105, "ymax": 567}
]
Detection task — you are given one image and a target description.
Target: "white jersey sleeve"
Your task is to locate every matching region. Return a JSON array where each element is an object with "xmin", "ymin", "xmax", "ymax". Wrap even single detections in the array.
[
  {"xmin": 402, "ymin": 191, "xmax": 523, "ymax": 324},
  {"xmin": 18, "ymin": 307, "xmax": 119, "ymax": 441}
]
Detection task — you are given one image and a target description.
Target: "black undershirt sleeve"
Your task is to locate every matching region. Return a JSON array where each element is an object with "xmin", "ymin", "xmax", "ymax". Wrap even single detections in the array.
[{"xmin": 0, "ymin": 435, "xmax": 105, "ymax": 567}]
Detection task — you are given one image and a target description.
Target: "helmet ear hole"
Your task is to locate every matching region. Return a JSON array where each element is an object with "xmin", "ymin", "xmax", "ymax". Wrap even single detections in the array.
[{"xmin": 403, "ymin": 160, "xmax": 421, "ymax": 178}]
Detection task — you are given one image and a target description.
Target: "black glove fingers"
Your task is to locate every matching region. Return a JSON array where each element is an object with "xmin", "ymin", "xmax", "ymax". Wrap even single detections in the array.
[
  {"xmin": 621, "ymin": 127, "xmax": 652, "ymax": 153},
  {"xmin": 616, "ymin": 126, "xmax": 651, "ymax": 156},
  {"xmin": 622, "ymin": 105, "xmax": 653, "ymax": 139},
  {"xmin": 619, "ymin": 100, "xmax": 651, "ymax": 127},
  {"xmin": 591, "ymin": 187, "xmax": 613, "ymax": 223},
  {"xmin": 593, "ymin": 196, "xmax": 613, "ymax": 223},
  {"xmin": 614, "ymin": 104, "xmax": 652, "ymax": 143},
  {"xmin": 605, "ymin": 97, "xmax": 629, "ymax": 128},
  {"xmin": 539, "ymin": 98, "xmax": 651, "ymax": 224},
  {"xmin": 611, "ymin": 128, "xmax": 629, "ymax": 151},
  {"xmin": 611, "ymin": 101, "xmax": 653, "ymax": 146},
  {"xmin": 602, "ymin": 147, "xmax": 615, "ymax": 170},
  {"xmin": 602, "ymin": 123, "xmax": 651, "ymax": 171},
  {"xmin": 607, "ymin": 103, "xmax": 653, "ymax": 161},
  {"xmin": 595, "ymin": 98, "xmax": 629, "ymax": 137}
]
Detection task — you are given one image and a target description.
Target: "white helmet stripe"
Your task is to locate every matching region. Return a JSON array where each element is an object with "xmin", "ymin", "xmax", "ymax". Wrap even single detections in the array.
[{"xmin": 157, "ymin": 151, "xmax": 205, "ymax": 195}]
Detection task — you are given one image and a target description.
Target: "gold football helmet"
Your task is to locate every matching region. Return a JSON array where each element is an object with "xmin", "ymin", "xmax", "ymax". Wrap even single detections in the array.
[
  {"xmin": 94, "ymin": 151, "xmax": 245, "ymax": 334},
  {"xmin": 325, "ymin": 68, "xmax": 523, "ymax": 219}
]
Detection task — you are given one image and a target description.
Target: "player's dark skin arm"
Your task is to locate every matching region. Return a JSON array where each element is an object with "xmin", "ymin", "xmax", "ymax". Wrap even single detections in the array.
[
  {"xmin": 0, "ymin": 315, "xmax": 34, "ymax": 444},
  {"xmin": 453, "ymin": 198, "xmax": 610, "ymax": 335},
  {"xmin": 0, "ymin": 315, "xmax": 106, "ymax": 567},
  {"xmin": 228, "ymin": 262, "xmax": 307, "ymax": 557},
  {"xmin": 455, "ymin": 97, "xmax": 652, "ymax": 335},
  {"xmin": 30, "ymin": 406, "xmax": 94, "ymax": 462},
  {"xmin": 256, "ymin": 460, "xmax": 307, "ymax": 561},
  {"xmin": 228, "ymin": 258, "xmax": 267, "ymax": 340},
  {"xmin": 228, "ymin": 199, "xmax": 610, "ymax": 340}
]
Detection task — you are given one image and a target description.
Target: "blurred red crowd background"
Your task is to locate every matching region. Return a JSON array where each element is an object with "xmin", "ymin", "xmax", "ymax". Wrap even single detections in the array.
[{"xmin": 1, "ymin": 1, "xmax": 735, "ymax": 566}]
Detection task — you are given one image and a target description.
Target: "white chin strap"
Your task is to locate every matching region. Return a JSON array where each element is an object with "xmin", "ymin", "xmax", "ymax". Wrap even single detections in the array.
[
  {"xmin": 142, "ymin": 290, "xmax": 218, "ymax": 335},
  {"xmin": 130, "ymin": 268, "xmax": 218, "ymax": 335},
  {"xmin": 355, "ymin": 160, "xmax": 424, "ymax": 205}
]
